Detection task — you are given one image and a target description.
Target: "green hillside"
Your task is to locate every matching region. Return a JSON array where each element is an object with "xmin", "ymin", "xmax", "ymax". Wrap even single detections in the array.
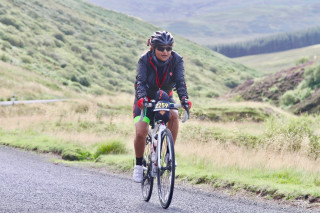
[
  {"xmin": 0, "ymin": 0, "xmax": 256, "ymax": 101},
  {"xmin": 88, "ymin": 0, "xmax": 320, "ymax": 45},
  {"xmin": 234, "ymin": 44, "xmax": 320, "ymax": 75}
]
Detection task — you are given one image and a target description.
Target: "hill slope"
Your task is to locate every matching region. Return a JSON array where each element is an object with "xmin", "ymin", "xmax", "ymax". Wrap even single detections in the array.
[
  {"xmin": 0, "ymin": 0, "xmax": 255, "ymax": 100},
  {"xmin": 229, "ymin": 60, "xmax": 320, "ymax": 114},
  {"xmin": 234, "ymin": 44, "xmax": 320, "ymax": 75},
  {"xmin": 88, "ymin": 0, "xmax": 320, "ymax": 45}
]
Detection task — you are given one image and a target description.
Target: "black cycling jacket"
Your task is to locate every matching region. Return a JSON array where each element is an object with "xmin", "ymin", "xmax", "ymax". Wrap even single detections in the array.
[{"xmin": 135, "ymin": 50, "xmax": 188, "ymax": 101}]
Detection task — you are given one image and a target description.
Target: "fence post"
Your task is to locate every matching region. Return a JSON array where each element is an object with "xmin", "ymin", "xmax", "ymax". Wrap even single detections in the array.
[{"xmin": 12, "ymin": 94, "xmax": 15, "ymax": 105}]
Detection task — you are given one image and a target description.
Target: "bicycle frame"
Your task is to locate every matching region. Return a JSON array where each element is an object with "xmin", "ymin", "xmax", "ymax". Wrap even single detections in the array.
[{"xmin": 149, "ymin": 121, "xmax": 169, "ymax": 172}]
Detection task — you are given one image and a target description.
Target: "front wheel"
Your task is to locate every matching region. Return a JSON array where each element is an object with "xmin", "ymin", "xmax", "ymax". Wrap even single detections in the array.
[
  {"xmin": 141, "ymin": 133, "xmax": 154, "ymax": 201},
  {"xmin": 157, "ymin": 128, "xmax": 175, "ymax": 209}
]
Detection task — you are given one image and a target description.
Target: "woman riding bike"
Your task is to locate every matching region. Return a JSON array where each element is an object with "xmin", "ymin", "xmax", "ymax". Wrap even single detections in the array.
[{"xmin": 133, "ymin": 31, "xmax": 191, "ymax": 182}]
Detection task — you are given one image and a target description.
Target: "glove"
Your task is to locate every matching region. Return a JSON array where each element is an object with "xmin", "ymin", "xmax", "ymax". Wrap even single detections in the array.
[
  {"xmin": 181, "ymin": 97, "xmax": 192, "ymax": 109},
  {"xmin": 137, "ymin": 97, "xmax": 148, "ymax": 109}
]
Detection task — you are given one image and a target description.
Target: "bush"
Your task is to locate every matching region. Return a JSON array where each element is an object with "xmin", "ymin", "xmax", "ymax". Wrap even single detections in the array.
[
  {"xmin": 3, "ymin": 34, "xmax": 24, "ymax": 47},
  {"xmin": 22, "ymin": 56, "xmax": 32, "ymax": 64},
  {"xmin": 71, "ymin": 45, "xmax": 82, "ymax": 53},
  {"xmin": 225, "ymin": 79, "xmax": 239, "ymax": 88},
  {"xmin": 193, "ymin": 58, "xmax": 204, "ymax": 67},
  {"xmin": 0, "ymin": 54, "xmax": 10, "ymax": 62},
  {"xmin": 1, "ymin": 41, "xmax": 11, "ymax": 50},
  {"xmin": 53, "ymin": 33, "xmax": 65, "ymax": 42},
  {"xmin": 79, "ymin": 76, "xmax": 90, "ymax": 87},
  {"xmin": 296, "ymin": 57, "xmax": 309, "ymax": 65},
  {"xmin": 280, "ymin": 90, "xmax": 298, "ymax": 107},
  {"xmin": 206, "ymin": 91, "xmax": 219, "ymax": 98},
  {"xmin": 210, "ymin": 66, "xmax": 217, "ymax": 73},
  {"xmin": 0, "ymin": 16, "xmax": 21, "ymax": 30},
  {"xmin": 59, "ymin": 26, "xmax": 75, "ymax": 35}
]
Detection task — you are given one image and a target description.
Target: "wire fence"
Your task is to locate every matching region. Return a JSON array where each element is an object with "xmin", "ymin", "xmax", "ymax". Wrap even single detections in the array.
[{"xmin": 0, "ymin": 97, "xmax": 68, "ymax": 106}]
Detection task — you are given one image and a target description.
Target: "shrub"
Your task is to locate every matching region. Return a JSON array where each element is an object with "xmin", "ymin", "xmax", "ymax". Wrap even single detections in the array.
[
  {"xmin": 53, "ymin": 33, "xmax": 65, "ymax": 42},
  {"xmin": 0, "ymin": 16, "xmax": 21, "ymax": 30},
  {"xmin": 0, "ymin": 54, "xmax": 10, "ymax": 62},
  {"xmin": 79, "ymin": 76, "xmax": 90, "ymax": 87},
  {"xmin": 210, "ymin": 66, "xmax": 217, "ymax": 73},
  {"xmin": 81, "ymin": 53, "xmax": 93, "ymax": 64},
  {"xmin": 3, "ymin": 34, "xmax": 24, "ymax": 47},
  {"xmin": 1, "ymin": 41, "xmax": 11, "ymax": 50},
  {"xmin": 206, "ymin": 91, "xmax": 219, "ymax": 98},
  {"xmin": 21, "ymin": 56, "xmax": 32, "ymax": 64},
  {"xmin": 193, "ymin": 58, "xmax": 204, "ymax": 67},
  {"xmin": 59, "ymin": 26, "xmax": 75, "ymax": 35},
  {"xmin": 225, "ymin": 79, "xmax": 239, "ymax": 88},
  {"xmin": 280, "ymin": 90, "xmax": 298, "ymax": 107},
  {"xmin": 71, "ymin": 45, "xmax": 82, "ymax": 53},
  {"xmin": 71, "ymin": 75, "xmax": 78, "ymax": 82},
  {"xmin": 296, "ymin": 57, "xmax": 309, "ymax": 65}
]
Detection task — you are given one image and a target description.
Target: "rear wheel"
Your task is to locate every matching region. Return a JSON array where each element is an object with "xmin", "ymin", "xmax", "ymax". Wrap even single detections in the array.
[
  {"xmin": 157, "ymin": 129, "xmax": 175, "ymax": 209},
  {"xmin": 141, "ymin": 133, "xmax": 154, "ymax": 201}
]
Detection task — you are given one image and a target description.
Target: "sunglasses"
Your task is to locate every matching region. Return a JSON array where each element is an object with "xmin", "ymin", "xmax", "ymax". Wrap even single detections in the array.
[{"xmin": 156, "ymin": 46, "xmax": 172, "ymax": 52}]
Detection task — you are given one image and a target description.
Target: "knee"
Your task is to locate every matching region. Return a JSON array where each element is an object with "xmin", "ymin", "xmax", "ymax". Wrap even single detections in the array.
[
  {"xmin": 136, "ymin": 130, "xmax": 147, "ymax": 140},
  {"xmin": 135, "ymin": 123, "xmax": 148, "ymax": 139},
  {"xmin": 170, "ymin": 110, "xmax": 179, "ymax": 121}
]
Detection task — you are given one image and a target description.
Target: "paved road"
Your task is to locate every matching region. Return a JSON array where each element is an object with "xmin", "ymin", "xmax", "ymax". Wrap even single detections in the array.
[{"xmin": 0, "ymin": 145, "xmax": 316, "ymax": 213}]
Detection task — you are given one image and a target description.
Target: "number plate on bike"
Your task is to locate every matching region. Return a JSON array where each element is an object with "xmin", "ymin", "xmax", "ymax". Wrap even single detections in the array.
[{"xmin": 154, "ymin": 101, "xmax": 170, "ymax": 111}]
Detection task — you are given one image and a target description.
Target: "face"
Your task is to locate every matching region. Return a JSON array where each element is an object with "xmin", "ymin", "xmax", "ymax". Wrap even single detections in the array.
[{"xmin": 155, "ymin": 46, "xmax": 172, "ymax": 62}]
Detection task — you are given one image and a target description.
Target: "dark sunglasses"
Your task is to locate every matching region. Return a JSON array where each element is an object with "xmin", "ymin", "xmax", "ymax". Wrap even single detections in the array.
[{"xmin": 156, "ymin": 46, "xmax": 172, "ymax": 52}]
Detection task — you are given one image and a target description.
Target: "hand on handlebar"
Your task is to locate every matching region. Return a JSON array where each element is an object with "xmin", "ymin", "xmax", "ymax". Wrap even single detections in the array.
[
  {"xmin": 137, "ymin": 97, "xmax": 149, "ymax": 109},
  {"xmin": 180, "ymin": 97, "xmax": 192, "ymax": 110}
]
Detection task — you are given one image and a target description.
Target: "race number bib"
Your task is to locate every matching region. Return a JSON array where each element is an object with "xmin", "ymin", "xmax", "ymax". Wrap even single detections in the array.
[{"xmin": 154, "ymin": 101, "xmax": 170, "ymax": 111}]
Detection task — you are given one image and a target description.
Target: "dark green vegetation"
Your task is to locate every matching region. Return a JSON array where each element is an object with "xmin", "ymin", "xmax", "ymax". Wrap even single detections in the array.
[
  {"xmin": 88, "ymin": 0, "xmax": 320, "ymax": 45},
  {"xmin": 0, "ymin": 0, "xmax": 256, "ymax": 99},
  {"xmin": 210, "ymin": 26, "xmax": 320, "ymax": 58}
]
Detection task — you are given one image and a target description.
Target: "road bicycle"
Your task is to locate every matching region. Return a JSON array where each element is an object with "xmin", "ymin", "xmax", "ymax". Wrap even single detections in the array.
[{"xmin": 139, "ymin": 97, "xmax": 189, "ymax": 209}]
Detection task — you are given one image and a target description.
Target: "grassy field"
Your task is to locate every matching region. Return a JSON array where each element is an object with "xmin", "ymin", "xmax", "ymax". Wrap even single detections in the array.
[
  {"xmin": 233, "ymin": 44, "xmax": 320, "ymax": 75},
  {"xmin": 1, "ymin": 62, "xmax": 320, "ymax": 204}
]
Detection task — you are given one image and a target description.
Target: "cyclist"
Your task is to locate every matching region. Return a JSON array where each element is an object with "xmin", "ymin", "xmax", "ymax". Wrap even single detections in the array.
[{"xmin": 133, "ymin": 31, "xmax": 191, "ymax": 182}]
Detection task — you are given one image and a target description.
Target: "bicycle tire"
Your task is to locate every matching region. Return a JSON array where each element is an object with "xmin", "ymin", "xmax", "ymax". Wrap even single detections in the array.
[
  {"xmin": 141, "ymin": 133, "xmax": 154, "ymax": 201},
  {"xmin": 157, "ymin": 128, "xmax": 175, "ymax": 209}
]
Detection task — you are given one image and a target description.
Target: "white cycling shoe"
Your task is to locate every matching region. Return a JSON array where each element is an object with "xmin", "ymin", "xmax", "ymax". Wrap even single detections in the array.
[{"xmin": 133, "ymin": 165, "xmax": 143, "ymax": 183}]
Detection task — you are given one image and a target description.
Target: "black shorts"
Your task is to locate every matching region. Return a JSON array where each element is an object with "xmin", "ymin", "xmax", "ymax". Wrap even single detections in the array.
[{"xmin": 133, "ymin": 96, "xmax": 175, "ymax": 124}]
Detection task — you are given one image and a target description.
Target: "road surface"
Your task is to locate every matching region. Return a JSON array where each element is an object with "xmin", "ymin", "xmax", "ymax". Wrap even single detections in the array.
[{"xmin": 0, "ymin": 145, "xmax": 316, "ymax": 213}]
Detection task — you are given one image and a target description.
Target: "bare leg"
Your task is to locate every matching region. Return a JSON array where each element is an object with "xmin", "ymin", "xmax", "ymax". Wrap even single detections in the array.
[
  {"xmin": 167, "ymin": 109, "xmax": 179, "ymax": 144},
  {"xmin": 134, "ymin": 121, "xmax": 149, "ymax": 158}
]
